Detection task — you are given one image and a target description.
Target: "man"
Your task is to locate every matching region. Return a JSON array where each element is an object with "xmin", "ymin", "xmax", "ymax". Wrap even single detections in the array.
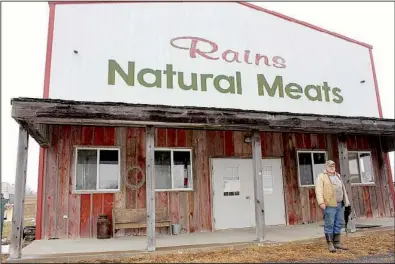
[{"xmin": 315, "ymin": 160, "xmax": 350, "ymax": 252}]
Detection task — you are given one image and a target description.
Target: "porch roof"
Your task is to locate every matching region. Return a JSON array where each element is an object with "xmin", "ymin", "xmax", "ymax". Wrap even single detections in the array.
[{"xmin": 10, "ymin": 97, "xmax": 395, "ymax": 149}]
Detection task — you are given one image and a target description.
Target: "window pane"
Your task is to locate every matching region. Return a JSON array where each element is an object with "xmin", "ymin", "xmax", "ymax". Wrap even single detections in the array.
[
  {"xmin": 76, "ymin": 149, "xmax": 97, "ymax": 191},
  {"xmin": 298, "ymin": 153, "xmax": 314, "ymax": 186},
  {"xmin": 155, "ymin": 151, "xmax": 172, "ymax": 189},
  {"xmin": 349, "ymin": 153, "xmax": 361, "ymax": 183},
  {"xmin": 99, "ymin": 150, "xmax": 119, "ymax": 189},
  {"xmin": 173, "ymin": 151, "xmax": 192, "ymax": 189},
  {"xmin": 359, "ymin": 153, "xmax": 374, "ymax": 183},
  {"xmin": 313, "ymin": 153, "xmax": 326, "ymax": 179}
]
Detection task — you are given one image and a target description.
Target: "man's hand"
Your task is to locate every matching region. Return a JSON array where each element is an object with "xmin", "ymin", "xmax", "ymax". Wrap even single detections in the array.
[{"xmin": 319, "ymin": 203, "xmax": 326, "ymax": 210}]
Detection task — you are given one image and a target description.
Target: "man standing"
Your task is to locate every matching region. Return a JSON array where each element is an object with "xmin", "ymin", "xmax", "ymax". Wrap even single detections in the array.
[{"xmin": 315, "ymin": 160, "xmax": 350, "ymax": 252}]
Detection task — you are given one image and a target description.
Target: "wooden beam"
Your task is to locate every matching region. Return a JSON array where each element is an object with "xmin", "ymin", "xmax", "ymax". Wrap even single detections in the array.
[
  {"xmin": 145, "ymin": 125, "xmax": 156, "ymax": 252},
  {"xmin": 11, "ymin": 98, "xmax": 395, "ymax": 136},
  {"xmin": 378, "ymin": 137, "xmax": 395, "ymax": 216},
  {"xmin": 16, "ymin": 121, "xmax": 50, "ymax": 147},
  {"xmin": 337, "ymin": 135, "xmax": 357, "ymax": 233},
  {"xmin": 9, "ymin": 127, "xmax": 29, "ymax": 259},
  {"xmin": 251, "ymin": 130, "xmax": 266, "ymax": 241}
]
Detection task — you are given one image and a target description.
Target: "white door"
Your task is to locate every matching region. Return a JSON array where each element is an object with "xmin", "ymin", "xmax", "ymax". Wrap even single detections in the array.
[
  {"xmin": 211, "ymin": 159, "xmax": 254, "ymax": 230},
  {"xmin": 250, "ymin": 158, "xmax": 286, "ymax": 226},
  {"xmin": 211, "ymin": 158, "xmax": 285, "ymax": 230}
]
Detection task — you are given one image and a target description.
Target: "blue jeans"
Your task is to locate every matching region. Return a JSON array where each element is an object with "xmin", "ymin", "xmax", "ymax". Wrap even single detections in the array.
[{"xmin": 324, "ymin": 202, "xmax": 344, "ymax": 234}]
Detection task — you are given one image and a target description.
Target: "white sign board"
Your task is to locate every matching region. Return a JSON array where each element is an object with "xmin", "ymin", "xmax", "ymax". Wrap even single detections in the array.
[{"xmin": 48, "ymin": 2, "xmax": 380, "ymax": 118}]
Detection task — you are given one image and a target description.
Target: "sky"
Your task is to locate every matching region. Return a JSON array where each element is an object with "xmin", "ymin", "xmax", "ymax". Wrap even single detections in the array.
[{"xmin": 1, "ymin": 1, "xmax": 394, "ymax": 191}]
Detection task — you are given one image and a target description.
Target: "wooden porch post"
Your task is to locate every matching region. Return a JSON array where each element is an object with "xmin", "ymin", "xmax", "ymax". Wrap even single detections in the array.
[
  {"xmin": 251, "ymin": 130, "xmax": 266, "ymax": 241},
  {"xmin": 145, "ymin": 125, "xmax": 156, "ymax": 251},
  {"xmin": 337, "ymin": 134, "xmax": 357, "ymax": 233},
  {"xmin": 9, "ymin": 126, "xmax": 29, "ymax": 259}
]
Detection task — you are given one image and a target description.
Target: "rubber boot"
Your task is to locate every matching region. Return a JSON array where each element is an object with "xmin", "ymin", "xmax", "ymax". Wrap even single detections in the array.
[
  {"xmin": 325, "ymin": 233, "xmax": 336, "ymax": 253},
  {"xmin": 333, "ymin": 233, "xmax": 348, "ymax": 250}
]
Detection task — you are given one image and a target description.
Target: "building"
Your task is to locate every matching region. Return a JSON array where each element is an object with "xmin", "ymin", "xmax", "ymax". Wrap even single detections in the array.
[
  {"xmin": 8, "ymin": 1, "xmax": 395, "ymax": 259},
  {"xmin": 2, "ymin": 182, "xmax": 15, "ymax": 200}
]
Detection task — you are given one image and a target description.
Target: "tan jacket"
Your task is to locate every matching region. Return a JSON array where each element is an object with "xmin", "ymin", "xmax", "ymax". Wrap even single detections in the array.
[{"xmin": 315, "ymin": 170, "xmax": 350, "ymax": 207}]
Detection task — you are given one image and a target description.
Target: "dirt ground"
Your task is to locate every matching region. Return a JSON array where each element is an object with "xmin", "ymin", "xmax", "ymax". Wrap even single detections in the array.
[{"xmin": 3, "ymin": 229, "xmax": 393, "ymax": 263}]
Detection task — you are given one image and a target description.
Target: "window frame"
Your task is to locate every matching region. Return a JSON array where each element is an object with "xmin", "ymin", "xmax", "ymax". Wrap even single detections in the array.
[
  {"xmin": 296, "ymin": 150, "xmax": 327, "ymax": 188},
  {"xmin": 154, "ymin": 147, "xmax": 194, "ymax": 192},
  {"xmin": 73, "ymin": 146, "xmax": 121, "ymax": 194},
  {"xmin": 348, "ymin": 151, "xmax": 375, "ymax": 186}
]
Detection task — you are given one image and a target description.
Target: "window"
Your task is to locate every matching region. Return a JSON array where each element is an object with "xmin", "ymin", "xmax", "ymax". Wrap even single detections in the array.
[
  {"xmin": 75, "ymin": 147, "xmax": 120, "ymax": 193},
  {"xmin": 297, "ymin": 151, "xmax": 327, "ymax": 187},
  {"xmin": 348, "ymin": 151, "xmax": 374, "ymax": 184},
  {"xmin": 155, "ymin": 149, "xmax": 193, "ymax": 191}
]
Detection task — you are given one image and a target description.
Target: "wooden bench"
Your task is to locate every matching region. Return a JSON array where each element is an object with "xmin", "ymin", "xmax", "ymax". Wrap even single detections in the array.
[{"xmin": 112, "ymin": 207, "xmax": 172, "ymax": 238}]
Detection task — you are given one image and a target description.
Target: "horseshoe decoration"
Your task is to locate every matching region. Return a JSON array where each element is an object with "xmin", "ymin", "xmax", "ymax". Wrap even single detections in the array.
[{"xmin": 125, "ymin": 165, "xmax": 146, "ymax": 190}]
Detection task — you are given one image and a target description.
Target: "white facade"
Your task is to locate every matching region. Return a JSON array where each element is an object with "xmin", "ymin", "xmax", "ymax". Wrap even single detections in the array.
[{"xmin": 48, "ymin": 2, "xmax": 379, "ymax": 118}]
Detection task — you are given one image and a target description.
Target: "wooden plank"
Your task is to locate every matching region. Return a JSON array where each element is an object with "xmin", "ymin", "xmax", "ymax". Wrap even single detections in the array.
[
  {"xmin": 363, "ymin": 186, "xmax": 372, "ymax": 218},
  {"xmin": 79, "ymin": 126, "xmax": 94, "ymax": 238},
  {"xmin": 272, "ymin": 132, "xmax": 284, "ymax": 157},
  {"xmin": 9, "ymin": 127, "xmax": 29, "ymax": 260},
  {"xmin": 338, "ymin": 135, "xmax": 356, "ymax": 232},
  {"xmin": 154, "ymin": 128, "xmax": 169, "ymax": 234},
  {"xmin": 233, "ymin": 131, "xmax": 244, "ymax": 156},
  {"xmin": 13, "ymin": 98, "xmax": 395, "ymax": 136},
  {"xmin": 378, "ymin": 137, "xmax": 394, "ymax": 217},
  {"xmin": 169, "ymin": 192, "xmax": 180, "ymax": 226},
  {"xmin": 197, "ymin": 130, "xmax": 211, "ymax": 231},
  {"xmin": 45, "ymin": 125, "xmax": 59, "ymax": 239},
  {"xmin": 68, "ymin": 126, "xmax": 81, "ymax": 239},
  {"xmin": 176, "ymin": 129, "xmax": 189, "ymax": 234},
  {"xmin": 167, "ymin": 128, "xmax": 177, "ymax": 147},
  {"xmin": 368, "ymin": 186, "xmax": 379, "ymax": 218},
  {"xmin": 114, "ymin": 127, "xmax": 126, "ymax": 237},
  {"xmin": 252, "ymin": 130, "xmax": 265, "ymax": 241},
  {"xmin": 146, "ymin": 125, "xmax": 156, "ymax": 251},
  {"xmin": 357, "ymin": 187, "xmax": 366, "ymax": 217},
  {"xmin": 282, "ymin": 133, "xmax": 295, "ymax": 225},
  {"xmin": 191, "ymin": 130, "xmax": 203, "ymax": 232},
  {"xmin": 260, "ymin": 132, "xmax": 267, "ymax": 157},
  {"xmin": 91, "ymin": 194, "xmax": 103, "ymax": 238},
  {"xmin": 137, "ymin": 127, "xmax": 147, "ymax": 235},
  {"xmin": 224, "ymin": 131, "xmax": 234, "ymax": 156},
  {"xmin": 56, "ymin": 126, "xmax": 71, "ymax": 239},
  {"xmin": 176, "ymin": 129, "xmax": 186, "ymax": 147},
  {"xmin": 125, "ymin": 128, "xmax": 137, "ymax": 212},
  {"xmin": 370, "ymin": 137, "xmax": 386, "ymax": 217}
]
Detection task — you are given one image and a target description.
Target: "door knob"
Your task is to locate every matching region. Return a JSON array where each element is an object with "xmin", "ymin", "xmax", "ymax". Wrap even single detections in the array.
[{"xmin": 245, "ymin": 196, "xmax": 250, "ymax": 199}]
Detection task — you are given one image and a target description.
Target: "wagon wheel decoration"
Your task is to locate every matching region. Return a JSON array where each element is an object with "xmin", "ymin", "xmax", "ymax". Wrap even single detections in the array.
[{"xmin": 125, "ymin": 165, "xmax": 146, "ymax": 190}]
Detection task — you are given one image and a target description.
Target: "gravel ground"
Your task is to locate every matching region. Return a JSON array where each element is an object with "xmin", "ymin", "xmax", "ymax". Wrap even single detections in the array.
[{"xmin": 282, "ymin": 253, "xmax": 395, "ymax": 263}]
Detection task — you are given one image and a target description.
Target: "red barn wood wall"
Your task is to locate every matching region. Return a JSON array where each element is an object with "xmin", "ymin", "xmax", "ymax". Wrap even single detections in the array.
[{"xmin": 41, "ymin": 126, "xmax": 393, "ymax": 239}]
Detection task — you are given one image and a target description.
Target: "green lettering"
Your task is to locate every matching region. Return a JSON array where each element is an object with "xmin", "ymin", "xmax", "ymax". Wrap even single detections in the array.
[
  {"xmin": 332, "ymin": 88, "xmax": 343, "ymax": 103},
  {"xmin": 178, "ymin": 72, "xmax": 198, "ymax": 91},
  {"xmin": 108, "ymin": 60, "xmax": 135, "ymax": 86},
  {"xmin": 236, "ymin": 72, "xmax": 242, "ymax": 94},
  {"xmin": 137, "ymin": 68, "xmax": 162, "ymax": 88},
  {"xmin": 201, "ymin": 74, "xmax": 213, "ymax": 92},
  {"xmin": 213, "ymin": 75, "xmax": 236, "ymax": 94},
  {"xmin": 164, "ymin": 64, "xmax": 176, "ymax": 89},
  {"xmin": 284, "ymin": 83, "xmax": 303, "ymax": 99},
  {"xmin": 322, "ymin": 82, "xmax": 331, "ymax": 102},
  {"xmin": 305, "ymin": 85, "xmax": 322, "ymax": 101},
  {"xmin": 257, "ymin": 74, "xmax": 284, "ymax": 97}
]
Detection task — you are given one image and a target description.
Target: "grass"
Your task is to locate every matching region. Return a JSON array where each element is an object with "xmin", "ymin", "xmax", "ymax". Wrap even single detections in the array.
[
  {"xmin": 2, "ymin": 229, "xmax": 394, "ymax": 263},
  {"xmin": 2, "ymin": 219, "xmax": 35, "ymax": 242}
]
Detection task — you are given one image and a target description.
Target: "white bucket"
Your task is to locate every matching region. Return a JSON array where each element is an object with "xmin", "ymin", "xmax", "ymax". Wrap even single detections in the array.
[{"xmin": 172, "ymin": 224, "xmax": 181, "ymax": 235}]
